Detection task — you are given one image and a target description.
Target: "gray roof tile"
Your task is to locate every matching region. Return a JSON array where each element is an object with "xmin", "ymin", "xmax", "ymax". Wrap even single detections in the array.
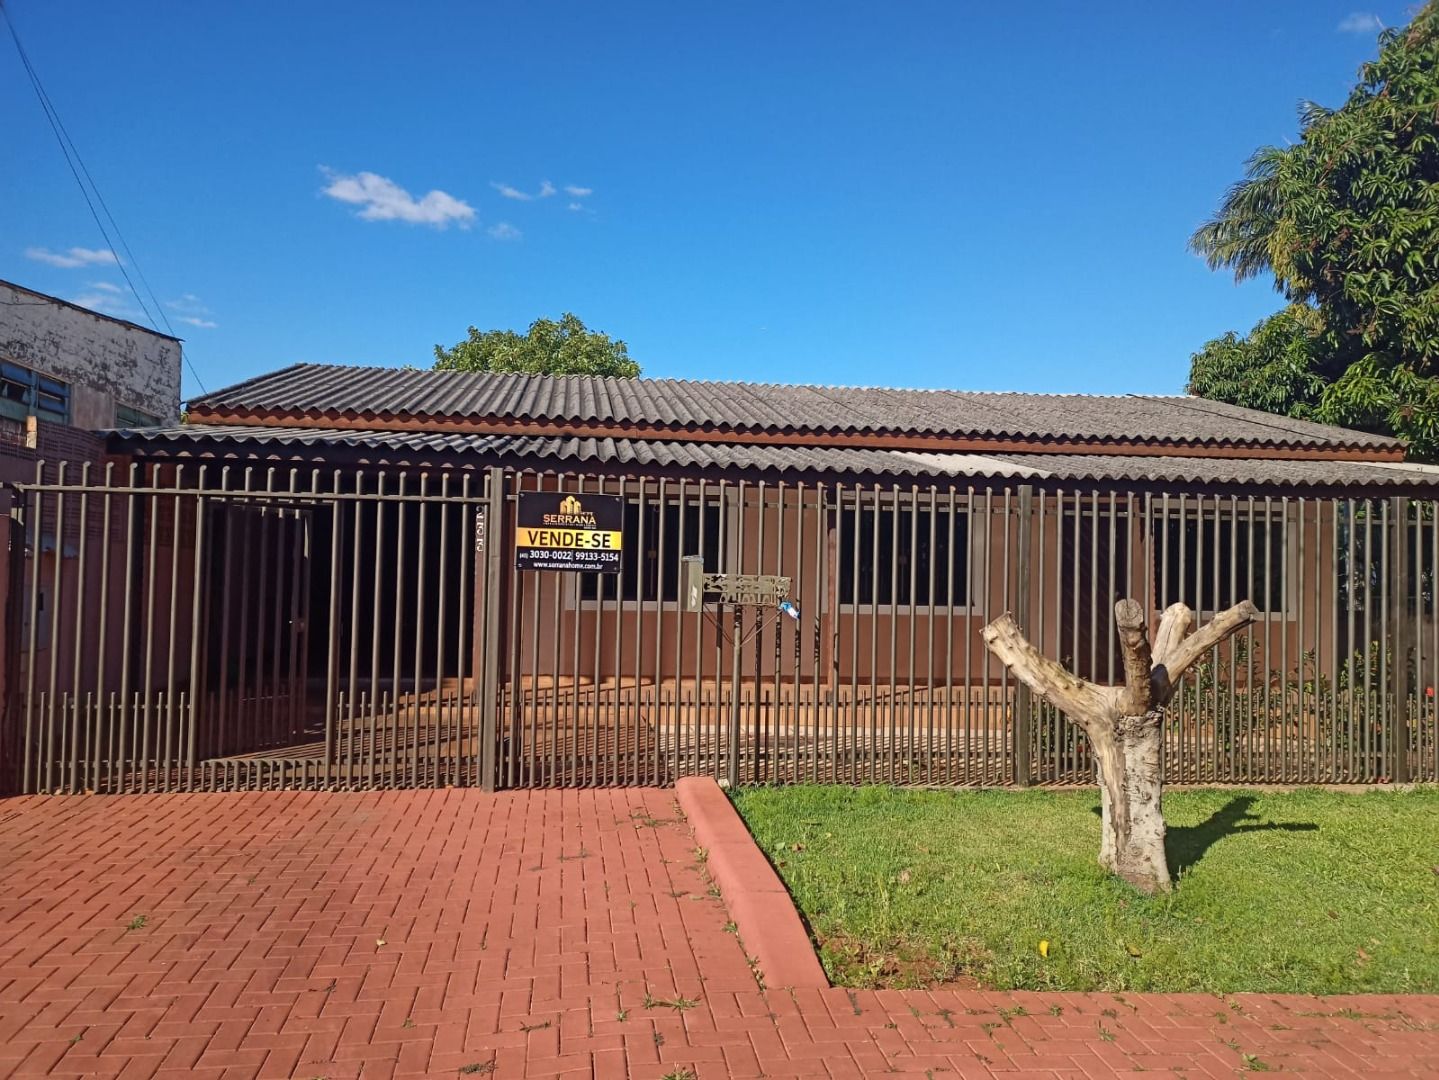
[
  {"xmin": 188, "ymin": 363, "xmax": 1400, "ymax": 452},
  {"xmin": 108, "ymin": 424, "xmax": 1438, "ymax": 492}
]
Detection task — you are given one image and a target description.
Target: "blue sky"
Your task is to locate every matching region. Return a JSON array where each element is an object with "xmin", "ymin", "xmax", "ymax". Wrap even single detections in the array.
[{"xmin": 0, "ymin": 2, "xmax": 1404, "ymax": 401}]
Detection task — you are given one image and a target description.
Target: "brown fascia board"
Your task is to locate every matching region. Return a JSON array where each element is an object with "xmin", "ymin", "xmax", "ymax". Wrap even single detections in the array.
[{"xmin": 183, "ymin": 406, "xmax": 1410, "ymax": 463}]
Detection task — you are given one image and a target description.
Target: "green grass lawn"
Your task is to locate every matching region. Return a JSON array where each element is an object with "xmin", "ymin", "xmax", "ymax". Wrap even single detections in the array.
[{"xmin": 731, "ymin": 785, "xmax": 1439, "ymax": 994}]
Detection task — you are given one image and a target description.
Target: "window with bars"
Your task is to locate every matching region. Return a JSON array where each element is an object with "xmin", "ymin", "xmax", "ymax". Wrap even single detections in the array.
[
  {"xmin": 837, "ymin": 505, "xmax": 970, "ymax": 607},
  {"xmin": 1150, "ymin": 510, "xmax": 1287, "ymax": 614},
  {"xmin": 579, "ymin": 500, "xmax": 725, "ymax": 603},
  {"xmin": 0, "ymin": 361, "xmax": 70, "ymax": 425},
  {"xmin": 1337, "ymin": 502, "xmax": 1437, "ymax": 616}
]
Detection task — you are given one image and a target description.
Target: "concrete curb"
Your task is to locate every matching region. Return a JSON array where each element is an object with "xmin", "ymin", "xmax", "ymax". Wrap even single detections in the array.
[{"xmin": 674, "ymin": 776, "xmax": 829, "ymax": 990}]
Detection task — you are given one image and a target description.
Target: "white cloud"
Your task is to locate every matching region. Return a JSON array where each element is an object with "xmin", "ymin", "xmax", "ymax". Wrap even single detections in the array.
[
  {"xmin": 88, "ymin": 281, "xmax": 123, "ymax": 293},
  {"xmin": 492, "ymin": 182, "xmax": 532, "ymax": 201},
  {"xmin": 564, "ymin": 185, "xmax": 592, "ymax": 197},
  {"xmin": 69, "ymin": 291, "xmax": 141, "ymax": 319},
  {"xmin": 26, "ymin": 245, "xmax": 119, "ymax": 269},
  {"xmin": 166, "ymin": 293, "xmax": 219, "ymax": 329},
  {"xmin": 568, "ymin": 202, "xmax": 584, "ymax": 212},
  {"xmin": 321, "ymin": 169, "xmax": 475, "ymax": 228},
  {"xmin": 1338, "ymin": 12, "xmax": 1382, "ymax": 33},
  {"xmin": 487, "ymin": 222, "xmax": 522, "ymax": 241},
  {"xmin": 493, "ymin": 179, "xmax": 562, "ymax": 201}
]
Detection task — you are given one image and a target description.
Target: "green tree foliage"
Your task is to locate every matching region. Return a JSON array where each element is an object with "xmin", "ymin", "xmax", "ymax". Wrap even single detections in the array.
[
  {"xmin": 1187, "ymin": 305, "xmax": 1326, "ymax": 417},
  {"xmin": 1188, "ymin": 4, "xmax": 1439, "ymax": 458},
  {"xmin": 433, "ymin": 313, "xmax": 640, "ymax": 377}
]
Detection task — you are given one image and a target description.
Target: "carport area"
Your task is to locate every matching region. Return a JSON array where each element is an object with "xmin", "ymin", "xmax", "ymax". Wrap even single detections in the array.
[{"xmin": 1, "ymin": 791, "xmax": 1436, "ymax": 1079}]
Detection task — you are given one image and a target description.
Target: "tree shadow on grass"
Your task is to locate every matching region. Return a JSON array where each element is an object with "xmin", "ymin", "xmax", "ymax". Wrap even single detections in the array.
[{"xmin": 1090, "ymin": 795, "xmax": 1319, "ymax": 881}]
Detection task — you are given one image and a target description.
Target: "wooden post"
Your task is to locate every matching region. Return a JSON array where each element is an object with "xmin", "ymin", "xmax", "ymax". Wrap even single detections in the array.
[{"xmin": 1013, "ymin": 485, "xmax": 1035, "ymax": 787}]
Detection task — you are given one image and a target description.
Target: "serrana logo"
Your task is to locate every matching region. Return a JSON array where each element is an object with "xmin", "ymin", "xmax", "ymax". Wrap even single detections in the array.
[{"xmin": 543, "ymin": 495, "xmax": 598, "ymax": 527}]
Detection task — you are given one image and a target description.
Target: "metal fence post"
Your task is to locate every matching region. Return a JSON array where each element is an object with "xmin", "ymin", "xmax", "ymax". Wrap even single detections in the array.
[
  {"xmin": 1389, "ymin": 497, "xmax": 1411, "ymax": 784},
  {"xmin": 1, "ymin": 486, "xmax": 24, "ymax": 794},
  {"xmin": 727, "ymin": 606, "xmax": 742, "ymax": 788},
  {"xmin": 478, "ymin": 467, "xmax": 506, "ymax": 791},
  {"xmin": 1013, "ymin": 484, "xmax": 1035, "ymax": 787}
]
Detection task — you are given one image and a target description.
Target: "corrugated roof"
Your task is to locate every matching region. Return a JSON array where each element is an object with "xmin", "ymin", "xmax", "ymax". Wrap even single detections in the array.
[
  {"xmin": 186, "ymin": 363, "xmax": 1401, "ymax": 453},
  {"xmin": 108, "ymin": 424, "xmax": 1439, "ymax": 491}
]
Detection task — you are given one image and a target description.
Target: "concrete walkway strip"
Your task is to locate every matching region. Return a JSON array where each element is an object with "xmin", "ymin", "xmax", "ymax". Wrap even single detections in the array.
[{"xmin": 675, "ymin": 775, "xmax": 830, "ymax": 990}]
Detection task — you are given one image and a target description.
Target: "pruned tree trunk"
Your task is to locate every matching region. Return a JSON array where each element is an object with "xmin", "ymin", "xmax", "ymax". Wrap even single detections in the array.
[{"xmin": 983, "ymin": 597, "xmax": 1257, "ymax": 895}]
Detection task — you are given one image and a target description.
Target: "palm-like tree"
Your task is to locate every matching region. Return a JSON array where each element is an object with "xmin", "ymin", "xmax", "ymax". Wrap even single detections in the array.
[{"xmin": 1187, "ymin": 145, "xmax": 1289, "ymax": 284}]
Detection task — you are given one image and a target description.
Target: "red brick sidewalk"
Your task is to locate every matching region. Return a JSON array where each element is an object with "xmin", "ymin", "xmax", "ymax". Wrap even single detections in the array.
[{"xmin": 0, "ymin": 789, "xmax": 1435, "ymax": 1079}]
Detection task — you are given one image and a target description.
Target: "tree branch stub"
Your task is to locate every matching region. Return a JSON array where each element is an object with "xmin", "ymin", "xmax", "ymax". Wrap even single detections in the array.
[
  {"xmin": 979, "ymin": 614, "xmax": 1114, "ymax": 729},
  {"xmin": 1150, "ymin": 600, "xmax": 1260, "ymax": 706},
  {"xmin": 1114, "ymin": 599, "xmax": 1153, "ymax": 715}
]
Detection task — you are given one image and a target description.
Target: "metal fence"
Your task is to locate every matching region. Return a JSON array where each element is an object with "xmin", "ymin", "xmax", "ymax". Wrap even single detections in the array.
[{"xmin": 3, "ymin": 461, "xmax": 1436, "ymax": 793}]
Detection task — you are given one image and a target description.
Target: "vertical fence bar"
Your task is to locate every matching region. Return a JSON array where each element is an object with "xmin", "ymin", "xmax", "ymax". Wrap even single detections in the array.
[
  {"xmin": 886, "ymin": 487, "xmax": 898, "ymax": 784},
  {"xmin": 1378, "ymin": 499, "xmax": 1389, "ymax": 782},
  {"xmin": 728, "ymin": 479, "xmax": 744, "ymax": 787},
  {"xmin": 66, "ymin": 464, "xmax": 92, "ymax": 791},
  {"xmin": 904, "ymin": 485, "xmax": 918, "ymax": 784},
  {"xmin": 924, "ymin": 487, "xmax": 936, "ymax": 786},
  {"xmin": 323, "ymin": 470, "xmax": 343, "ymax": 782},
  {"xmin": 45, "ymin": 462, "xmax": 68, "ymax": 792},
  {"xmin": 633, "ymin": 477, "xmax": 646, "ymax": 787},
  {"xmin": 1013, "ymin": 485, "xmax": 1034, "ymax": 787},
  {"xmin": 185, "ymin": 475, "xmax": 207, "ymax": 787},
  {"xmin": 692, "ymin": 479, "xmax": 705, "ymax": 781},
  {"xmin": 435, "ymin": 475, "xmax": 452, "ymax": 789},
  {"xmin": 266, "ymin": 472, "xmax": 285, "ymax": 751},
  {"xmin": 456, "ymin": 476, "xmax": 473, "ymax": 788},
  {"xmin": 849, "ymin": 486, "xmax": 861, "ymax": 784},
  {"xmin": 592, "ymin": 476, "xmax": 607, "ymax": 788},
  {"xmin": 810, "ymin": 484, "xmax": 823, "ymax": 784},
  {"xmin": 653, "ymin": 477, "xmax": 667, "ymax": 786},
  {"xmin": 944, "ymin": 486, "xmax": 957, "ymax": 785},
  {"xmin": 17, "ymin": 467, "xmax": 42, "ymax": 793},
  {"xmin": 1429, "ymin": 500, "xmax": 1438, "ymax": 781},
  {"xmin": 1390, "ymin": 496, "xmax": 1411, "ymax": 783},
  {"xmin": 479, "ymin": 467, "xmax": 504, "ymax": 791},
  {"xmin": 368, "ymin": 474, "xmax": 387, "ymax": 788},
  {"xmin": 546, "ymin": 480, "xmax": 564, "ymax": 788}
]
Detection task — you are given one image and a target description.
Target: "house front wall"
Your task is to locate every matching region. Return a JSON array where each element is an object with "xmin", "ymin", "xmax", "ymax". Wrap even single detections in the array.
[{"xmin": 503, "ymin": 484, "xmax": 1391, "ymax": 693}]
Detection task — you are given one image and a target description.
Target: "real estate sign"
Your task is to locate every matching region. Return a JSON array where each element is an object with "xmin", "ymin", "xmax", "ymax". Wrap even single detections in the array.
[{"xmin": 515, "ymin": 492, "xmax": 623, "ymax": 572}]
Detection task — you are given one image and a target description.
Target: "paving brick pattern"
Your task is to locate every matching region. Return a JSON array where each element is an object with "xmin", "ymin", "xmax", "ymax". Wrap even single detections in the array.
[{"xmin": 0, "ymin": 789, "xmax": 1436, "ymax": 1079}]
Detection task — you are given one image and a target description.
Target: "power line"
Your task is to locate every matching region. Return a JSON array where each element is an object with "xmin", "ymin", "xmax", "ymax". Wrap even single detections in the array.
[{"xmin": 0, "ymin": 0, "xmax": 207, "ymax": 395}]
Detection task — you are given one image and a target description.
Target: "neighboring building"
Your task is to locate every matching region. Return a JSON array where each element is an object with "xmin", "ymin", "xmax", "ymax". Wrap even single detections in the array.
[
  {"xmin": 7, "ymin": 361, "xmax": 1439, "ymax": 794},
  {"xmin": 0, "ymin": 280, "xmax": 183, "ymax": 752},
  {"xmin": 0, "ymin": 278, "xmax": 181, "ymax": 440}
]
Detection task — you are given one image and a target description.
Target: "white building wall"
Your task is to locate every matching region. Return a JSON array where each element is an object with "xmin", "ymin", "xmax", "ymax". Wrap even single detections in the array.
[{"xmin": 0, "ymin": 279, "xmax": 182, "ymax": 426}]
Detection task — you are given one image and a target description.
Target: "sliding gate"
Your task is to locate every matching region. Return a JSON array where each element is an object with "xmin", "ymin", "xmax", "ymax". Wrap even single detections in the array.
[{"xmin": 1, "ymin": 462, "xmax": 491, "ymax": 793}]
